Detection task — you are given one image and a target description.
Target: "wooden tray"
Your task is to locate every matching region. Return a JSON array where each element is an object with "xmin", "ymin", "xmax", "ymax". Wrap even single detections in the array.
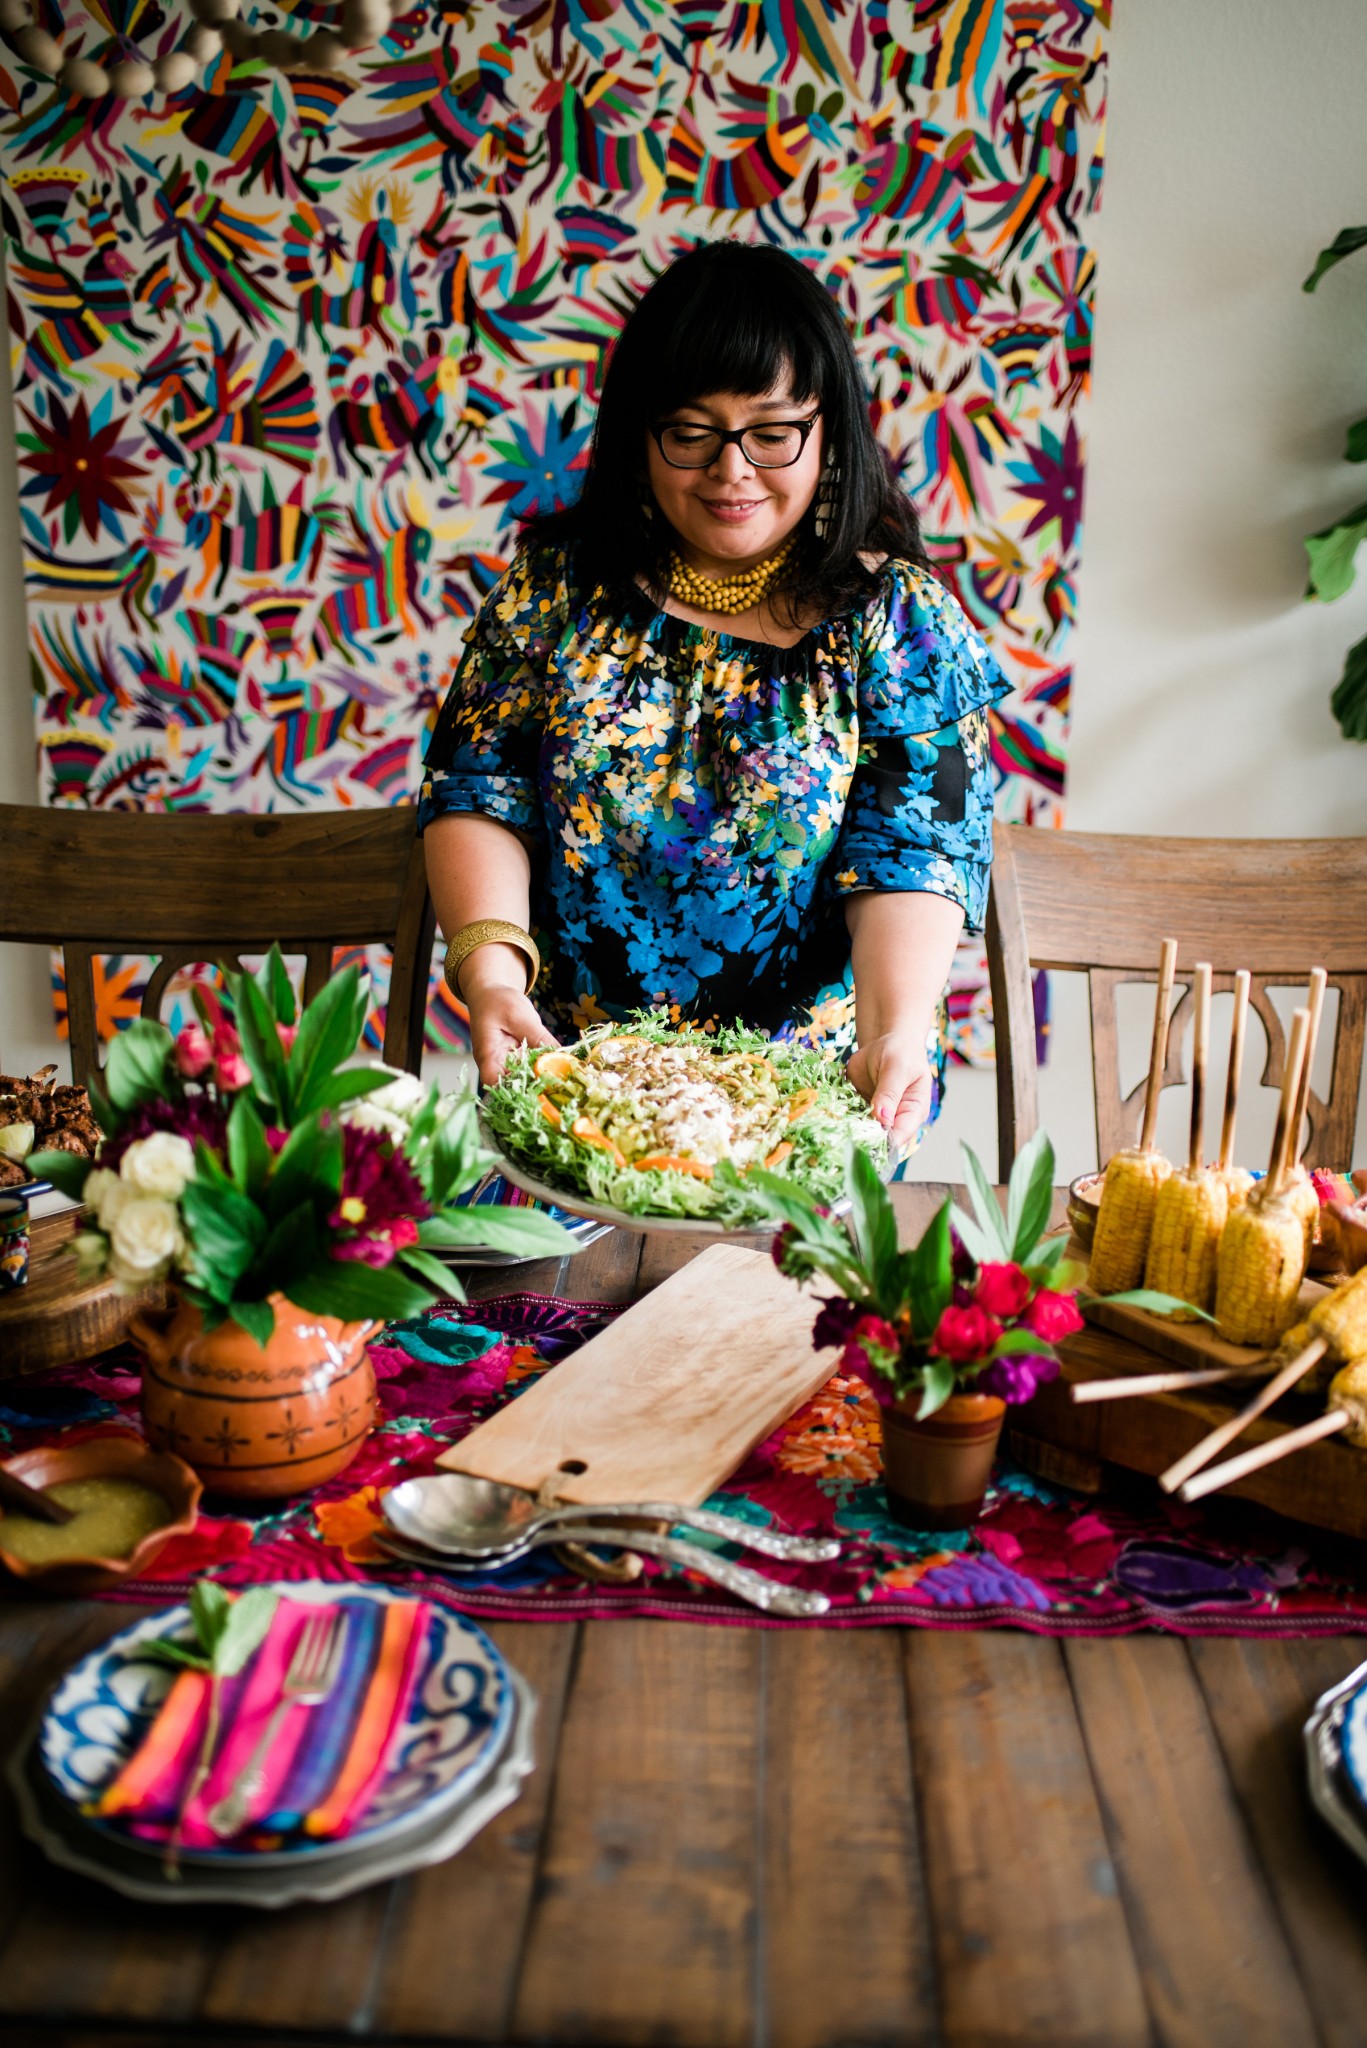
[
  {"xmin": 438, "ymin": 1242, "xmax": 840, "ymax": 1507},
  {"xmin": 0, "ymin": 1210, "xmax": 168, "ymax": 1381},
  {"xmin": 1011, "ymin": 1249, "xmax": 1362, "ymax": 1539}
]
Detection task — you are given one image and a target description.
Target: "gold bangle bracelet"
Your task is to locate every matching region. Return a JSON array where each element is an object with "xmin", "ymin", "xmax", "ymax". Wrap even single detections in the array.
[{"xmin": 443, "ymin": 920, "xmax": 541, "ymax": 998}]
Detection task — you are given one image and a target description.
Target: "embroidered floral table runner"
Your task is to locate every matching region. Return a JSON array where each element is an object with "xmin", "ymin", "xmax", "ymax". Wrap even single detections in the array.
[{"xmin": 6, "ymin": 1294, "xmax": 1367, "ymax": 1636}]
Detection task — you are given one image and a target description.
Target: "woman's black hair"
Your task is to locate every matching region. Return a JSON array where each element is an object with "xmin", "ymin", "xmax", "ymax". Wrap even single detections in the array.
[{"xmin": 524, "ymin": 240, "xmax": 927, "ymax": 618}]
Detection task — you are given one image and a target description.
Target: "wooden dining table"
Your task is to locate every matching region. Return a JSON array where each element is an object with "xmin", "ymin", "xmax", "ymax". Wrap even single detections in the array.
[{"xmin": 2, "ymin": 1183, "xmax": 1367, "ymax": 2048}]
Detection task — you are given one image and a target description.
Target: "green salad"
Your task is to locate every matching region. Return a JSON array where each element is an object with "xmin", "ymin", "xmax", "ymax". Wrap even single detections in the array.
[{"xmin": 482, "ymin": 1011, "xmax": 888, "ymax": 1224}]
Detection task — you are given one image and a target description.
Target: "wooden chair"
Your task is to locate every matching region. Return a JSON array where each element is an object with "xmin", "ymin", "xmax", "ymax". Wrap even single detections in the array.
[
  {"xmin": 986, "ymin": 824, "xmax": 1367, "ymax": 1176},
  {"xmin": 0, "ymin": 805, "xmax": 435, "ymax": 1083}
]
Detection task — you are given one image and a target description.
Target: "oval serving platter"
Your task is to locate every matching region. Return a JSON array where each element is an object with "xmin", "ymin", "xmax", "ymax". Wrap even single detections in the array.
[{"xmin": 39, "ymin": 1582, "xmax": 513, "ymax": 1867}]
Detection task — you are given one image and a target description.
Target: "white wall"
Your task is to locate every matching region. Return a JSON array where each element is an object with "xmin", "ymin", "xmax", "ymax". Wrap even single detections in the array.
[
  {"xmin": 6, "ymin": 0, "xmax": 1367, "ymax": 1178},
  {"xmin": 913, "ymin": 0, "xmax": 1367, "ymax": 1185}
]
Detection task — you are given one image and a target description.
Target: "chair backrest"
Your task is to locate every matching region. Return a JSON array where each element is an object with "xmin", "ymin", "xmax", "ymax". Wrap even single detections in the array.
[
  {"xmin": 0, "ymin": 804, "xmax": 435, "ymax": 1085},
  {"xmin": 986, "ymin": 824, "xmax": 1367, "ymax": 1177}
]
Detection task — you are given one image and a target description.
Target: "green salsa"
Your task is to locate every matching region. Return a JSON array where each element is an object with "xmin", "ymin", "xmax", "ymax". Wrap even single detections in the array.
[{"xmin": 0, "ymin": 1478, "xmax": 170, "ymax": 1564}]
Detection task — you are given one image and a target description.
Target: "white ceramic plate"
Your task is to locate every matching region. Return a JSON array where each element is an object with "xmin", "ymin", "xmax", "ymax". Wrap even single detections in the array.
[
  {"xmin": 39, "ymin": 1582, "xmax": 513, "ymax": 1867},
  {"xmin": 11, "ymin": 1669, "xmax": 535, "ymax": 1908}
]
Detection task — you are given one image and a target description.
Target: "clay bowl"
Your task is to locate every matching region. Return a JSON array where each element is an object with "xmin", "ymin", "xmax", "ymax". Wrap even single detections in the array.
[
  {"xmin": 1066, "ymin": 1171, "xmax": 1104, "ymax": 1252},
  {"xmin": 0, "ymin": 1434, "xmax": 201, "ymax": 1594}
]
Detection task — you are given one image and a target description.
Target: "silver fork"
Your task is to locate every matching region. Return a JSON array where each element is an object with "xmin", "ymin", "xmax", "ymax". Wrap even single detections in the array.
[{"xmin": 206, "ymin": 1607, "xmax": 347, "ymax": 1838}]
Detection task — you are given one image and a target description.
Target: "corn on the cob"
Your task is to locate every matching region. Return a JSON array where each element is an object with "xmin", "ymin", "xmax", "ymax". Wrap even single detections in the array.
[
  {"xmin": 1144, "ymin": 1166, "xmax": 1229, "ymax": 1317},
  {"xmin": 1257, "ymin": 1163, "xmax": 1319, "ymax": 1257},
  {"xmin": 1214, "ymin": 1193, "xmax": 1306, "ymax": 1346},
  {"xmin": 1328, "ymin": 1361, "xmax": 1367, "ymax": 1446},
  {"xmin": 1216, "ymin": 1166, "xmax": 1255, "ymax": 1211},
  {"xmin": 1088, "ymin": 1147, "xmax": 1172, "ymax": 1293}
]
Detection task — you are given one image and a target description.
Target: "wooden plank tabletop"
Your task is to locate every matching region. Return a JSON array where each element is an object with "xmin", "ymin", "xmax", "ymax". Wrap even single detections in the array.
[{"xmin": 2, "ymin": 1186, "xmax": 1367, "ymax": 2048}]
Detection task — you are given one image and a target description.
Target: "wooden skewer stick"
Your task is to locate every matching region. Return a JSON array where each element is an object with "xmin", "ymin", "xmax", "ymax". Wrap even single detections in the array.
[
  {"xmin": 1178, "ymin": 1407, "xmax": 1351, "ymax": 1503},
  {"xmin": 1139, "ymin": 937, "xmax": 1180, "ymax": 1153},
  {"xmin": 1265, "ymin": 1007, "xmax": 1311, "ymax": 1202},
  {"xmin": 1071, "ymin": 1363, "xmax": 1273, "ymax": 1404},
  {"xmin": 1188, "ymin": 961, "xmax": 1212, "ymax": 1173},
  {"xmin": 1218, "ymin": 968, "xmax": 1250, "ymax": 1172},
  {"xmin": 1291, "ymin": 966, "xmax": 1327, "ymax": 1165},
  {"xmin": 1158, "ymin": 1336, "xmax": 1327, "ymax": 1493}
]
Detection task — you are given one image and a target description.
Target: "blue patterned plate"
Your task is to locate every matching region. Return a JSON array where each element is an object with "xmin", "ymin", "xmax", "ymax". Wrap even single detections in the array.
[
  {"xmin": 1338, "ymin": 1672, "xmax": 1367, "ymax": 1813},
  {"xmin": 38, "ymin": 1582, "xmax": 513, "ymax": 1867}
]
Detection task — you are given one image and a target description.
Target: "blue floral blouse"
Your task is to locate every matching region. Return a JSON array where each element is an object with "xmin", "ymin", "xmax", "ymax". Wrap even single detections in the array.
[{"xmin": 418, "ymin": 543, "xmax": 1009, "ymax": 1081}]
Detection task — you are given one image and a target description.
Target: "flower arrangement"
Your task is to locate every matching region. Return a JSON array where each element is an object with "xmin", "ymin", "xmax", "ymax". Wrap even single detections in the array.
[
  {"xmin": 754, "ymin": 1131, "xmax": 1180, "ymax": 1419},
  {"xmin": 28, "ymin": 949, "xmax": 573, "ymax": 1344}
]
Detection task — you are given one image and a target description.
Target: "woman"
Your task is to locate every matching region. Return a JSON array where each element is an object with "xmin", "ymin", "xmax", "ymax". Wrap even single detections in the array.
[{"xmin": 419, "ymin": 241, "xmax": 1008, "ymax": 1152}]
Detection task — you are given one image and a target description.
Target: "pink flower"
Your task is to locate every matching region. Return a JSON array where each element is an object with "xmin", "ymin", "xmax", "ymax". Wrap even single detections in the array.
[
  {"xmin": 174, "ymin": 1024, "xmax": 213, "ymax": 1079},
  {"xmin": 277, "ymin": 1023, "xmax": 298, "ymax": 1055},
  {"xmin": 332, "ymin": 1235, "xmax": 398, "ymax": 1268},
  {"xmin": 974, "ymin": 1262, "xmax": 1032, "ymax": 1318},
  {"xmin": 931, "ymin": 1303, "xmax": 1002, "ymax": 1364},
  {"xmin": 853, "ymin": 1312, "xmax": 900, "ymax": 1357},
  {"xmin": 329, "ymin": 1123, "xmax": 429, "ymax": 1244},
  {"xmin": 1021, "ymin": 1290, "xmax": 1084, "ymax": 1342},
  {"xmin": 212, "ymin": 1022, "xmax": 250, "ymax": 1093},
  {"xmin": 838, "ymin": 1339, "xmax": 897, "ymax": 1408}
]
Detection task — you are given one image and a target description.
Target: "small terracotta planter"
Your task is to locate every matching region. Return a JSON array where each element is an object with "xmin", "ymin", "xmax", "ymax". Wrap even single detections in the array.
[
  {"xmin": 134, "ymin": 1295, "xmax": 377, "ymax": 1501},
  {"xmin": 881, "ymin": 1390, "xmax": 1006, "ymax": 1531}
]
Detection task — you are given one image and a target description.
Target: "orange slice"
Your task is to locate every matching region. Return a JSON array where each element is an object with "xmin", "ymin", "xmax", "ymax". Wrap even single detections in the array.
[
  {"xmin": 570, "ymin": 1116, "xmax": 627, "ymax": 1168},
  {"xmin": 764, "ymin": 1141, "xmax": 794, "ymax": 1169},
  {"xmin": 538, "ymin": 1094, "xmax": 562, "ymax": 1128},
  {"xmin": 785, "ymin": 1089, "xmax": 818, "ymax": 1123},
  {"xmin": 535, "ymin": 1051, "xmax": 577, "ymax": 1080}
]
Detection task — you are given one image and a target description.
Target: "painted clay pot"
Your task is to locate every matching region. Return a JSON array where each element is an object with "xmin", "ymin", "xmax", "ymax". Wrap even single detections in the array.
[
  {"xmin": 133, "ymin": 1295, "xmax": 377, "ymax": 1500},
  {"xmin": 881, "ymin": 1390, "xmax": 1006, "ymax": 1532}
]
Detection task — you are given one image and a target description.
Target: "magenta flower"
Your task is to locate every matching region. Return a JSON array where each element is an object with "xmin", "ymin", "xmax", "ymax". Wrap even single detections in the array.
[
  {"xmin": 212, "ymin": 1021, "xmax": 249, "ymax": 1093},
  {"xmin": 931, "ymin": 1303, "xmax": 1003, "ymax": 1364},
  {"xmin": 979, "ymin": 1353, "xmax": 1060, "ymax": 1405},
  {"xmin": 174, "ymin": 1024, "xmax": 213, "ymax": 1079},
  {"xmin": 974, "ymin": 1262, "xmax": 1032, "ymax": 1318},
  {"xmin": 1021, "ymin": 1290, "xmax": 1084, "ymax": 1342},
  {"xmin": 101, "ymin": 1093, "xmax": 228, "ymax": 1171},
  {"xmin": 329, "ymin": 1124, "xmax": 429, "ymax": 1265}
]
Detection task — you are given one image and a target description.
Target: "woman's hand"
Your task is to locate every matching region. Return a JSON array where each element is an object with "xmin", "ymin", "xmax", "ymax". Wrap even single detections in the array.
[
  {"xmin": 846, "ymin": 1031, "xmax": 935, "ymax": 1153},
  {"xmin": 466, "ymin": 983, "xmax": 560, "ymax": 1089}
]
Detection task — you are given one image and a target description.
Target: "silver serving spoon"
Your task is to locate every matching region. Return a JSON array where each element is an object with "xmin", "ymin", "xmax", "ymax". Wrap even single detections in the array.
[
  {"xmin": 382, "ymin": 1473, "xmax": 840, "ymax": 1565},
  {"xmin": 376, "ymin": 1525, "xmax": 830, "ymax": 1619}
]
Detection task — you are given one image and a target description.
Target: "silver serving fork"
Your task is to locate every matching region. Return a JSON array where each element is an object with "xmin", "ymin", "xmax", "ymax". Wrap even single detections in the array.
[{"xmin": 206, "ymin": 1606, "xmax": 347, "ymax": 1838}]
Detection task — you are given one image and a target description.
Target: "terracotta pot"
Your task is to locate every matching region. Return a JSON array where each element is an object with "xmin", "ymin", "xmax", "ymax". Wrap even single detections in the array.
[
  {"xmin": 881, "ymin": 1390, "xmax": 1006, "ymax": 1532},
  {"xmin": 133, "ymin": 1295, "xmax": 377, "ymax": 1501}
]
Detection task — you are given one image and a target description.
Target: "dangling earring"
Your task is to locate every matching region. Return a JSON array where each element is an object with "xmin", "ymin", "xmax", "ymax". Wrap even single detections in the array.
[
  {"xmin": 639, "ymin": 480, "xmax": 655, "ymax": 525},
  {"xmin": 813, "ymin": 459, "xmax": 841, "ymax": 541}
]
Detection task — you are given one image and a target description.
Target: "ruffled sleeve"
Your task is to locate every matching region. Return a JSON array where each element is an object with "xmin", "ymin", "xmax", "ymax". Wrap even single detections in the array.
[
  {"xmin": 416, "ymin": 544, "xmax": 570, "ymax": 843},
  {"xmin": 829, "ymin": 559, "xmax": 1011, "ymax": 932}
]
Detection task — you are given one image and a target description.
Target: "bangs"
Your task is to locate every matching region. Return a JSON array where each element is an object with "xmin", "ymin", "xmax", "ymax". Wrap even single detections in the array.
[{"xmin": 648, "ymin": 259, "xmax": 828, "ymax": 415}]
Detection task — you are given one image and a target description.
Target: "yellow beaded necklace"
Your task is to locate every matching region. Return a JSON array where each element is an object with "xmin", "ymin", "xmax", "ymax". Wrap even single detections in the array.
[{"xmin": 668, "ymin": 539, "xmax": 795, "ymax": 617}]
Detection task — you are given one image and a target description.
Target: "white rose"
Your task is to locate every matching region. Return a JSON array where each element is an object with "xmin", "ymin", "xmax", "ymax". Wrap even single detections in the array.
[
  {"xmin": 368, "ymin": 1071, "xmax": 427, "ymax": 1122},
  {"xmin": 84, "ymin": 1167, "xmax": 134, "ymax": 1231},
  {"xmin": 109, "ymin": 1195, "xmax": 182, "ymax": 1283},
  {"xmin": 341, "ymin": 1099, "xmax": 410, "ymax": 1143},
  {"xmin": 120, "ymin": 1132, "xmax": 197, "ymax": 1201}
]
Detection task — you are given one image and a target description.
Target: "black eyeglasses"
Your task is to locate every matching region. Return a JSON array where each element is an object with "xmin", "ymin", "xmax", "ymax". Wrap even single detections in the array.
[{"xmin": 649, "ymin": 412, "xmax": 821, "ymax": 470}]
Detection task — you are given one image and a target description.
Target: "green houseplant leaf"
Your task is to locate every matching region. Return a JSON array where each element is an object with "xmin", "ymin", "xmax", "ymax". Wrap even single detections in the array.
[
  {"xmin": 288, "ymin": 968, "xmax": 368, "ymax": 1120},
  {"xmin": 1305, "ymin": 502, "xmax": 1367, "ymax": 602},
  {"xmin": 104, "ymin": 1018, "xmax": 177, "ymax": 1119},
  {"xmin": 1331, "ymin": 631, "xmax": 1367, "ymax": 741},
  {"xmin": 1303, "ymin": 224, "xmax": 1367, "ymax": 292},
  {"xmin": 904, "ymin": 1196, "xmax": 953, "ymax": 1341},
  {"xmin": 1008, "ymin": 1130, "xmax": 1057, "ymax": 1264},
  {"xmin": 25, "ymin": 1149, "xmax": 91, "ymax": 1201}
]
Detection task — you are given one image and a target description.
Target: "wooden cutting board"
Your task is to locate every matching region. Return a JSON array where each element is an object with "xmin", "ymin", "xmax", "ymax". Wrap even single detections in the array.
[{"xmin": 437, "ymin": 1243, "xmax": 840, "ymax": 1506}]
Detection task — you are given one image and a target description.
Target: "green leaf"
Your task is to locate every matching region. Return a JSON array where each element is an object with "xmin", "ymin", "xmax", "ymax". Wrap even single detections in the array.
[
  {"xmin": 86, "ymin": 1078, "xmax": 117, "ymax": 1139},
  {"xmin": 1303, "ymin": 224, "xmax": 1367, "ymax": 292},
  {"xmin": 989, "ymin": 1327, "xmax": 1057, "ymax": 1357},
  {"xmin": 214, "ymin": 1587, "xmax": 280, "ymax": 1677},
  {"xmin": 301, "ymin": 1067, "xmax": 391, "ymax": 1113},
  {"xmin": 421, "ymin": 1207, "xmax": 576, "ymax": 1255},
  {"xmin": 916, "ymin": 1358, "xmax": 957, "ymax": 1421},
  {"xmin": 1332, "ymin": 631, "xmax": 1367, "ymax": 741},
  {"xmin": 266, "ymin": 1113, "xmax": 341, "ymax": 1220},
  {"xmin": 425, "ymin": 1094, "xmax": 488, "ymax": 1205},
  {"xmin": 139, "ymin": 1639, "xmax": 210, "ymax": 1672},
  {"xmin": 396, "ymin": 1245, "xmax": 463, "ymax": 1292},
  {"xmin": 25, "ymin": 1149, "xmax": 92, "ymax": 1201},
  {"xmin": 905, "ymin": 1197, "xmax": 954, "ymax": 1341},
  {"xmin": 230, "ymin": 965, "xmax": 287, "ymax": 1120},
  {"xmin": 265, "ymin": 944, "xmax": 297, "ymax": 1028},
  {"xmin": 190, "ymin": 1580, "xmax": 232, "ymax": 1658},
  {"xmin": 180, "ymin": 1177, "xmax": 266, "ymax": 1303},
  {"xmin": 289, "ymin": 967, "xmax": 367, "ymax": 1119},
  {"xmin": 1304, "ymin": 502, "xmax": 1367, "ymax": 602},
  {"xmin": 104, "ymin": 1018, "xmax": 176, "ymax": 1117},
  {"xmin": 228, "ymin": 1297, "xmax": 275, "ymax": 1348},
  {"xmin": 1025, "ymin": 1234, "xmax": 1071, "ymax": 1274},
  {"xmin": 961, "ymin": 1142, "xmax": 1010, "ymax": 1261},
  {"xmin": 846, "ymin": 1144, "xmax": 900, "ymax": 1303},
  {"xmin": 227, "ymin": 1094, "xmax": 271, "ymax": 1199},
  {"xmin": 1345, "ymin": 417, "xmax": 1367, "ymax": 464},
  {"xmin": 254, "ymin": 1201, "xmax": 324, "ymax": 1289},
  {"xmin": 289, "ymin": 1257, "xmax": 437, "ymax": 1323},
  {"xmin": 1096, "ymin": 1287, "xmax": 1216, "ymax": 1325},
  {"xmin": 1008, "ymin": 1130, "xmax": 1057, "ymax": 1264}
]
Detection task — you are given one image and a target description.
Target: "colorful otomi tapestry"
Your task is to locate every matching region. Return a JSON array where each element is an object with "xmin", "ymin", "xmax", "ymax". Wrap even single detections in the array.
[{"xmin": 3, "ymin": 0, "xmax": 1107, "ymax": 1062}]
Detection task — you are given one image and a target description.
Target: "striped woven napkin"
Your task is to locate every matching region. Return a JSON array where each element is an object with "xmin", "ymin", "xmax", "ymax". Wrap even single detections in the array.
[{"xmin": 96, "ymin": 1594, "xmax": 431, "ymax": 1849}]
